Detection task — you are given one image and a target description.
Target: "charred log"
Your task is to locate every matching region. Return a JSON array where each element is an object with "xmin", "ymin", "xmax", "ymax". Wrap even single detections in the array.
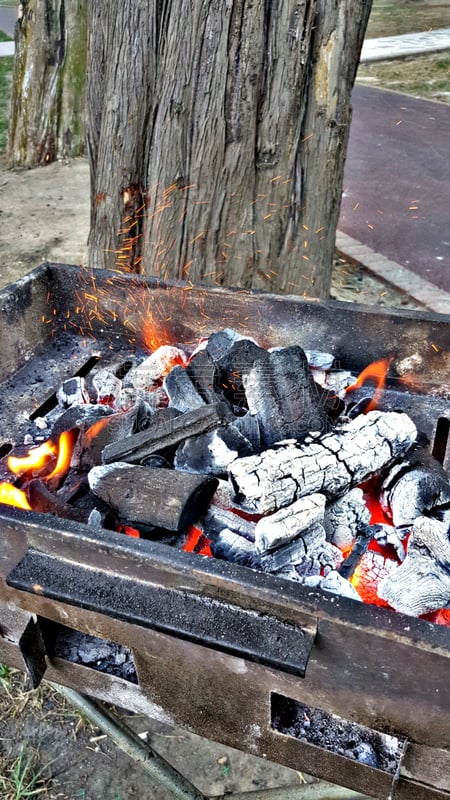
[
  {"xmin": 74, "ymin": 399, "xmax": 152, "ymax": 469},
  {"xmin": 88, "ymin": 464, "xmax": 218, "ymax": 531},
  {"xmin": 255, "ymin": 494, "xmax": 326, "ymax": 553},
  {"xmin": 229, "ymin": 411, "xmax": 418, "ymax": 514}
]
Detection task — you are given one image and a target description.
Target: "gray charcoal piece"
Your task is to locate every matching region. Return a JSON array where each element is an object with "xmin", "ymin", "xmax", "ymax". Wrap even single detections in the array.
[
  {"xmin": 206, "ymin": 329, "xmax": 257, "ymax": 361},
  {"xmin": 255, "ymin": 494, "xmax": 326, "ymax": 553},
  {"xmin": 57, "ymin": 376, "xmax": 90, "ymax": 408},
  {"xmin": 303, "ymin": 570, "xmax": 362, "ymax": 601},
  {"xmin": 164, "ymin": 364, "xmax": 206, "ymax": 412},
  {"xmin": 202, "ymin": 505, "xmax": 256, "ymax": 541},
  {"xmin": 378, "ymin": 515, "xmax": 450, "ymax": 616},
  {"xmin": 323, "ymin": 487, "xmax": 371, "ymax": 548}
]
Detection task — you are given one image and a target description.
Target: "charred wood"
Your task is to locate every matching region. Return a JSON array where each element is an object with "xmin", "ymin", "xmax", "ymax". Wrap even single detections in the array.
[
  {"xmin": 202, "ymin": 506, "xmax": 256, "ymax": 542},
  {"xmin": 259, "ymin": 523, "xmax": 341, "ymax": 578},
  {"xmin": 57, "ymin": 377, "xmax": 90, "ymax": 408},
  {"xmin": 229, "ymin": 411, "xmax": 418, "ymax": 514},
  {"xmin": 185, "ymin": 350, "xmax": 222, "ymax": 405},
  {"xmin": 211, "ymin": 529, "xmax": 260, "ymax": 568},
  {"xmin": 174, "ymin": 426, "xmax": 253, "ymax": 477},
  {"xmin": 380, "ymin": 447, "xmax": 450, "ymax": 528},
  {"xmin": 28, "ymin": 480, "xmax": 90, "ymax": 523},
  {"xmin": 323, "ymin": 488, "xmax": 371, "ymax": 549},
  {"xmin": 75, "ymin": 399, "xmax": 152, "ymax": 469},
  {"xmin": 164, "ymin": 365, "xmax": 206, "ymax": 412},
  {"xmin": 88, "ymin": 463, "xmax": 218, "ymax": 531},
  {"xmin": 378, "ymin": 515, "xmax": 450, "ymax": 616},
  {"xmin": 102, "ymin": 403, "xmax": 231, "ymax": 465},
  {"xmin": 255, "ymin": 494, "xmax": 326, "ymax": 553},
  {"xmin": 127, "ymin": 346, "xmax": 187, "ymax": 391}
]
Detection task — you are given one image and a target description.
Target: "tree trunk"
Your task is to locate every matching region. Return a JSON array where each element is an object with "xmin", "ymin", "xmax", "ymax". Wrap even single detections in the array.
[
  {"xmin": 88, "ymin": 1, "xmax": 372, "ymax": 298},
  {"xmin": 7, "ymin": 0, "xmax": 87, "ymax": 168}
]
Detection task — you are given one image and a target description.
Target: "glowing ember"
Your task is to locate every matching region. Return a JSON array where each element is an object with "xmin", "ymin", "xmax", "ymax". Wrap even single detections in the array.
[
  {"xmin": 183, "ymin": 525, "xmax": 213, "ymax": 556},
  {"xmin": 350, "ymin": 550, "xmax": 397, "ymax": 607},
  {"xmin": 0, "ymin": 483, "xmax": 31, "ymax": 510},
  {"xmin": 346, "ymin": 357, "xmax": 393, "ymax": 412}
]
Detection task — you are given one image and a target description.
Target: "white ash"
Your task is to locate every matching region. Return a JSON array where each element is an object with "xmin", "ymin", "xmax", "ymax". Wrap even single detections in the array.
[
  {"xmin": 202, "ymin": 506, "xmax": 256, "ymax": 541},
  {"xmin": 92, "ymin": 368, "xmax": 122, "ymax": 408},
  {"xmin": 255, "ymin": 494, "xmax": 326, "ymax": 553},
  {"xmin": 229, "ymin": 410, "xmax": 418, "ymax": 515},
  {"xmin": 380, "ymin": 459, "xmax": 450, "ymax": 529},
  {"xmin": 323, "ymin": 488, "xmax": 371, "ymax": 549},
  {"xmin": 127, "ymin": 346, "xmax": 188, "ymax": 390},
  {"xmin": 304, "ymin": 351, "xmax": 335, "ymax": 370},
  {"xmin": 303, "ymin": 569, "xmax": 362, "ymax": 602},
  {"xmin": 33, "ymin": 417, "xmax": 48, "ymax": 430},
  {"xmin": 378, "ymin": 515, "xmax": 450, "ymax": 616},
  {"xmin": 259, "ymin": 523, "xmax": 341, "ymax": 577},
  {"xmin": 323, "ymin": 369, "xmax": 354, "ymax": 397},
  {"xmin": 395, "ymin": 352, "xmax": 424, "ymax": 376},
  {"xmin": 57, "ymin": 376, "xmax": 90, "ymax": 408}
]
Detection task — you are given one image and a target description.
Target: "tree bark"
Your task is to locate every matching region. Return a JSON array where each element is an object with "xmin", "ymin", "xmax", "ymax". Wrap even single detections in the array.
[
  {"xmin": 7, "ymin": 0, "xmax": 88, "ymax": 167},
  {"xmin": 88, "ymin": 0, "xmax": 372, "ymax": 297}
]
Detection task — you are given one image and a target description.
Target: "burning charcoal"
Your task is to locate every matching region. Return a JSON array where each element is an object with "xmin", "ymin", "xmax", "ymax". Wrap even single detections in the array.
[
  {"xmin": 212, "ymin": 529, "xmax": 260, "ymax": 568},
  {"xmin": 164, "ymin": 365, "xmax": 206, "ymax": 412},
  {"xmin": 128, "ymin": 346, "xmax": 188, "ymax": 390},
  {"xmin": 372, "ymin": 524, "xmax": 406, "ymax": 561},
  {"xmin": 185, "ymin": 350, "xmax": 222, "ymax": 405},
  {"xmin": 174, "ymin": 426, "xmax": 254, "ymax": 477},
  {"xmin": 202, "ymin": 505, "xmax": 256, "ymax": 541},
  {"xmin": 75, "ymin": 399, "xmax": 152, "ymax": 469},
  {"xmin": 323, "ymin": 488, "xmax": 371, "ymax": 549},
  {"xmin": 378, "ymin": 515, "xmax": 450, "ymax": 616},
  {"xmin": 304, "ymin": 351, "xmax": 335, "ymax": 370},
  {"xmin": 255, "ymin": 494, "xmax": 326, "ymax": 553},
  {"xmin": 325, "ymin": 369, "xmax": 354, "ymax": 397},
  {"xmin": 205, "ymin": 329, "xmax": 256, "ymax": 361},
  {"xmin": 337, "ymin": 524, "xmax": 374, "ymax": 580},
  {"xmin": 57, "ymin": 377, "xmax": 90, "ymax": 408},
  {"xmin": 28, "ymin": 479, "xmax": 90, "ymax": 523},
  {"xmin": 102, "ymin": 402, "xmax": 231, "ymax": 465},
  {"xmin": 88, "ymin": 463, "xmax": 218, "ymax": 531},
  {"xmin": 229, "ymin": 410, "xmax": 418, "ymax": 514},
  {"xmin": 92, "ymin": 368, "xmax": 123, "ymax": 408},
  {"xmin": 303, "ymin": 569, "xmax": 362, "ymax": 601},
  {"xmin": 380, "ymin": 448, "xmax": 450, "ymax": 528},
  {"xmin": 240, "ymin": 344, "xmax": 330, "ymax": 448},
  {"xmin": 50, "ymin": 403, "xmax": 113, "ymax": 440},
  {"xmin": 259, "ymin": 522, "xmax": 341, "ymax": 578},
  {"xmin": 140, "ymin": 454, "xmax": 172, "ymax": 469}
]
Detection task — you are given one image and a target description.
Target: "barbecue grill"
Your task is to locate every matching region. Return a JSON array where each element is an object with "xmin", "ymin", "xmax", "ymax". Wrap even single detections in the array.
[{"xmin": 0, "ymin": 263, "xmax": 449, "ymax": 800}]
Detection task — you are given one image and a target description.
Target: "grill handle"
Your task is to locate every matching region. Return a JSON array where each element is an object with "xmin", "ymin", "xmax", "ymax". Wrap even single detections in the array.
[{"xmin": 7, "ymin": 547, "xmax": 318, "ymax": 678}]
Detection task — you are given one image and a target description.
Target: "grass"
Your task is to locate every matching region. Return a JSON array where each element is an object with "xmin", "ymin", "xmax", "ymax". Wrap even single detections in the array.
[
  {"xmin": 0, "ymin": 748, "xmax": 53, "ymax": 799},
  {"xmin": 366, "ymin": 0, "xmax": 450, "ymax": 38},
  {"xmin": 357, "ymin": 52, "xmax": 450, "ymax": 102},
  {"xmin": 0, "ymin": 28, "xmax": 13, "ymax": 151}
]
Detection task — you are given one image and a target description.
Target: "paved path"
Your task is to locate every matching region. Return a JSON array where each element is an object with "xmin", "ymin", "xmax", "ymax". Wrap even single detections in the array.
[
  {"xmin": 361, "ymin": 27, "xmax": 450, "ymax": 62},
  {"xmin": 339, "ymin": 85, "xmax": 450, "ymax": 305}
]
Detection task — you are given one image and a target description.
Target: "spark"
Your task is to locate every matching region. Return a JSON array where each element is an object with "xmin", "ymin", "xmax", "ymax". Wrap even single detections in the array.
[{"xmin": 431, "ymin": 343, "xmax": 440, "ymax": 353}]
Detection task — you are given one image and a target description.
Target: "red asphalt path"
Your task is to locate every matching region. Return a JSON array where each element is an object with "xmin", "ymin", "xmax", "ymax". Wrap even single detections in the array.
[{"xmin": 339, "ymin": 85, "xmax": 450, "ymax": 295}]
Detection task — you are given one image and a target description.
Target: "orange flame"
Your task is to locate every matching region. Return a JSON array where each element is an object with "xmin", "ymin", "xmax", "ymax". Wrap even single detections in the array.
[
  {"xmin": 45, "ymin": 430, "xmax": 78, "ymax": 484},
  {"xmin": 0, "ymin": 482, "xmax": 31, "ymax": 510},
  {"xmin": 8, "ymin": 441, "xmax": 57, "ymax": 476},
  {"xmin": 141, "ymin": 317, "xmax": 174, "ymax": 353},
  {"xmin": 346, "ymin": 356, "xmax": 393, "ymax": 412},
  {"xmin": 7, "ymin": 430, "xmax": 77, "ymax": 486}
]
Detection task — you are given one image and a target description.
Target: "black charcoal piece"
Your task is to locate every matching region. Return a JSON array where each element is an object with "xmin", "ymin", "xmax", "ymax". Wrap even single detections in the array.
[
  {"xmin": 102, "ymin": 402, "xmax": 230, "ymax": 465},
  {"xmin": 186, "ymin": 349, "xmax": 221, "ymax": 404},
  {"xmin": 174, "ymin": 426, "xmax": 253, "ymax": 476},
  {"xmin": 75, "ymin": 398, "xmax": 152, "ymax": 469},
  {"xmin": 89, "ymin": 463, "xmax": 218, "ymax": 531},
  {"xmin": 205, "ymin": 329, "xmax": 254, "ymax": 361}
]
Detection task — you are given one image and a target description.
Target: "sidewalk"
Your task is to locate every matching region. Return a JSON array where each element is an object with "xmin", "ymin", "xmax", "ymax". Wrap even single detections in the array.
[{"xmin": 361, "ymin": 27, "xmax": 450, "ymax": 62}]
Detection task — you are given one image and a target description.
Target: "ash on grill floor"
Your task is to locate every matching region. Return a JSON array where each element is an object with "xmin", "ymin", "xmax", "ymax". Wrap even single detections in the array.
[
  {"xmin": 41, "ymin": 620, "xmax": 138, "ymax": 683},
  {"xmin": 272, "ymin": 692, "xmax": 403, "ymax": 774}
]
